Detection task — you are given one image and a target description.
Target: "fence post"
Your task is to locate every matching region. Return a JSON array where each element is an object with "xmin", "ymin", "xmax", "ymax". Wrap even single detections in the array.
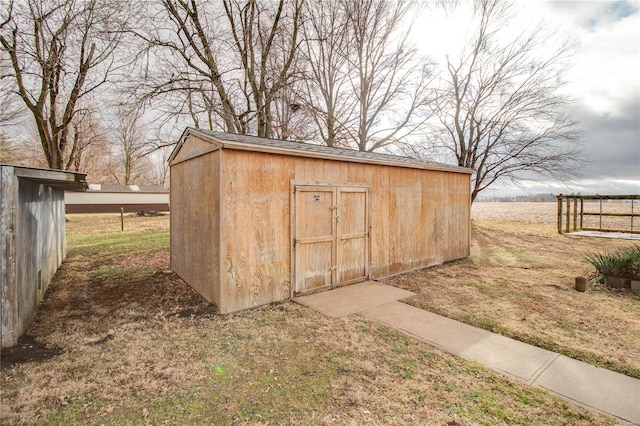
[
  {"xmin": 599, "ymin": 197, "xmax": 603, "ymax": 231},
  {"xmin": 573, "ymin": 196, "xmax": 578, "ymax": 231},
  {"xmin": 557, "ymin": 195, "xmax": 563, "ymax": 234},
  {"xmin": 565, "ymin": 197, "xmax": 570, "ymax": 233},
  {"xmin": 579, "ymin": 197, "xmax": 584, "ymax": 230},
  {"xmin": 632, "ymin": 196, "xmax": 635, "ymax": 232}
]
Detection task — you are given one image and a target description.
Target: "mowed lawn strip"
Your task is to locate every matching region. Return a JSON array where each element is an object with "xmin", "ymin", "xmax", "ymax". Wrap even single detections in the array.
[
  {"xmin": 387, "ymin": 215, "xmax": 640, "ymax": 380},
  {"xmin": 0, "ymin": 214, "xmax": 618, "ymax": 425}
]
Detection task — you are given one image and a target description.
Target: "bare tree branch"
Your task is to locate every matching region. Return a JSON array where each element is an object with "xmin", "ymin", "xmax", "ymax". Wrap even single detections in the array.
[
  {"xmin": 130, "ymin": 0, "xmax": 304, "ymax": 139},
  {"xmin": 300, "ymin": 0, "xmax": 434, "ymax": 152},
  {"xmin": 430, "ymin": 0, "xmax": 584, "ymax": 202},
  {"xmin": 0, "ymin": 0, "xmax": 130, "ymax": 170}
]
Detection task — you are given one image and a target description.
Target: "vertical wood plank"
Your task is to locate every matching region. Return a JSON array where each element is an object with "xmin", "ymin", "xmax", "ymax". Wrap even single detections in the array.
[
  {"xmin": 369, "ymin": 165, "xmax": 390, "ymax": 278},
  {"xmin": 1, "ymin": 172, "xmax": 70, "ymax": 348},
  {"xmin": 170, "ymin": 146, "xmax": 220, "ymax": 306},
  {"xmin": 294, "ymin": 187, "xmax": 335, "ymax": 293},
  {"xmin": 221, "ymin": 150, "xmax": 294, "ymax": 312},
  {"xmin": 0, "ymin": 166, "xmax": 16, "ymax": 347},
  {"xmin": 337, "ymin": 188, "xmax": 368, "ymax": 285}
]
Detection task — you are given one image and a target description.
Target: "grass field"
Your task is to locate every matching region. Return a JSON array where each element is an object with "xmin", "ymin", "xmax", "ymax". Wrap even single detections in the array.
[
  {"xmin": 0, "ymin": 208, "xmax": 635, "ymax": 425},
  {"xmin": 391, "ymin": 203, "xmax": 640, "ymax": 380}
]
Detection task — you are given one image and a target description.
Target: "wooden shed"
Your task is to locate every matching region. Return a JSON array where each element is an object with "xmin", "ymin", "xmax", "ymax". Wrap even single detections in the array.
[
  {"xmin": 1, "ymin": 165, "xmax": 87, "ymax": 347},
  {"xmin": 169, "ymin": 129, "xmax": 472, "ymax": 314}
]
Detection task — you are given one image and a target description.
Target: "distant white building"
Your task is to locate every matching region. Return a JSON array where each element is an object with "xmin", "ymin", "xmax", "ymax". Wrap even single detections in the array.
[{"xmin": 64, "ymin": 184, "xmax": 169, "ymax": 213}]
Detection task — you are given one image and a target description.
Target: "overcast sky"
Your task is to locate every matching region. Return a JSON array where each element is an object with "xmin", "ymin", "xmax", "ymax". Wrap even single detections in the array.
[{"xmin": 417, "ymin": 0, "xmax": 640, "ymax": 197}]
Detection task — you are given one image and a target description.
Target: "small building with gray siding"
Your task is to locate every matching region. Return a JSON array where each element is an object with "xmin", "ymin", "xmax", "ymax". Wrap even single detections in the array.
[{"xmin": 1, "ymin": 165, "xmax": 87, "ymax": 348}]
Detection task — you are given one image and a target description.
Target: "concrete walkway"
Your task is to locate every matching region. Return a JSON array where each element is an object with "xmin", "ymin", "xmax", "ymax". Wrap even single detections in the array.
[
  {"xmin": 295, "ymin": 281, "xmax": 640, "ymax": 424},
  {"xmin": 567, "ymin": 231, "xmax": 640, "ymax": 241}
]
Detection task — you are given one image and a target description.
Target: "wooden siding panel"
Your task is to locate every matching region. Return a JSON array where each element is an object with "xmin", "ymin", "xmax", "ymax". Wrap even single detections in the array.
[
  {"xmin": 1, "ymin": 177, "xmax": 67, "ymax": 348},
  {"xmin": 171, "ymin": 134, "xmax": 219, "ymax": 165},
  {"xmin": 171, "ymin": 142, "xmax": 470, "ymax": 314},
  {"xmin": 221, "ymin": 151, "xmax": 294, "ymax": 313},
  {"xmin": 388, "ymin": 169, "xmax": 418, "ymax": 275},
  {"xmin": 1, "ymin": 167, "xmax": 16, "ymax": 347},
  {"xmin": 368, "ymin": 166, "xmax": 390, "ymax": 279},
  {"xmin": 337, "ymin": 189, "xmax": 368, "ymax": 285},
  {"xmin": 170, "ymin": 150, "xmax": 220, "ymax": 306},
  {"xmin": 446, "ymin": 173, "xmax": 471, "ymax": 260},
  {"xmin": 295, "ymin": 240, "xmax": 333, "ymax": 293}
]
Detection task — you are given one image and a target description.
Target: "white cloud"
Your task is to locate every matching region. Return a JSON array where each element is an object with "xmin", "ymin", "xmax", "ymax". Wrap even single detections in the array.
[
  {"xmin": 414, "ymin": 0, "xmax": 640, "ymax": 196},
  {"xmin": 548, "ymin": 4, "xmax": 640, "ymax": 116},
  {"xmin": 484, "ymin": 177, "xmax": 640, "ymax": 197}
]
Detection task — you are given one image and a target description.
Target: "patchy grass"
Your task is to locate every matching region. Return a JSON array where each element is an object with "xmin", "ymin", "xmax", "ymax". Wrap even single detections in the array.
[
  {"xmin": 0, "ymin": 213, "xmax": 620, "ymax": 424},
  {"xmin": 388, "ymin": 208, "xmax": 640, "ymax": 380}
]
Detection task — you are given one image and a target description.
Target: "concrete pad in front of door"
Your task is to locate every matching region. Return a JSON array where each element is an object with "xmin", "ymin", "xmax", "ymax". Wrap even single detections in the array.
[{"xmin": 294, "ymin": 281, "xmax": 415, "ymax": 318}]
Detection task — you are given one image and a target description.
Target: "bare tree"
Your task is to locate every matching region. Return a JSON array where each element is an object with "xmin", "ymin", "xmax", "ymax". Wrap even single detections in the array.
[
  {"xmin": 0, "ymin": 131, "xmax": 17, "ymax": 162},
  {"xmin": 223, "ymin": 0, "xmax": 303, "ymax": 138},
  {"xmin": 68, "ymin": 103, "xmax": 112, "ymax": 175},
  {"xmin": 343, "ymin": 0, "xmax": 434, "ymax": 152},
  {"xmin": 0, "ymin": 0, "xmax": 128, "ymax": 170},
  {"xmin": 148, "ymin": 146, "xmax": 172, "ymax": 188},
  {"xmin": 134, "ymin": 0, "xmax": 303, "ymax": 138},
  {"xmin": 0, "ymin": 56, "xmax": 24, "ymax": 162},
  {"xmin": 300, "ymin": 0, "xmax": 434, "ymax": 152},
  {"xmin": 299, "ymin": 0, "xmax": 352, "ymax": 147},
  {"xmin": 0, "ymin": 58, "xmax": 24, "ymax": 129},
  {"xmin": 109, "ymin": 102, "xmax": 152, "ymax": 185},
  {"xmin": 431, "ymin": 0, "xmax": 582, "ymax": 202}
]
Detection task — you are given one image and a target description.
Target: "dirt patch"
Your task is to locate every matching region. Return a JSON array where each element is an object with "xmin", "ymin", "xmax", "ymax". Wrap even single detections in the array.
[
  {"xmin": 135, "ymin": 210, "xmax": 164, "ymax": 217},
  {"xmin": 1, "ymin": 336, "xmax": 64, "ymax": 370}
]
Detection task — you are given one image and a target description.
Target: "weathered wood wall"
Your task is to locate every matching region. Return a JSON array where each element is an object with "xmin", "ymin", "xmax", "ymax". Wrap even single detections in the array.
[
  {"xmin": 170, "ymin": 133, "xmax": 471, "ymax": 314},
  {"xmin": 170, "ymin": 149, "xmax": 221, "ymax": 307},
  {"xmin": 219, "ymin": 150, "xmax": 294, "ymax": 313},
  {"xmin": 1, "ymin": 169, "xmax": 68, "ymax": 348},
  {"xmin": 216, "ymin": 150, "xmax": 470, "ymax": 313},
  {"xmin": 0, "ymin": 166, "xmax": 17, "ymax": 347}
]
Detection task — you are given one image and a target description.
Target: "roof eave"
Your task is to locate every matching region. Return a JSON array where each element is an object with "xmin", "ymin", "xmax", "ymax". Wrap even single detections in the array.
[
  {"xmin": 186, "ymin": 128, "xmax": 472, "ymax": 174},
  {"xmin": 169, "ymin": 127, "xmax": 225, "ymax": 165},
  {"xmin": 4, "ymin": 164, "xmax": 88, "ymax": 191},
  {"xmin": 217, "ymin": 140, "xmax": 474, "ymax": 174}
]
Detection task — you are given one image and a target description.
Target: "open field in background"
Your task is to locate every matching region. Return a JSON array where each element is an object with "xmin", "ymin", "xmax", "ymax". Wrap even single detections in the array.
[
  {"xmin": 472, "ymin": 202, "xmax": 560, "ymax": 224},
  {"xmin": 472, "ymin": 201, "xmax": 639, "ymax": 232},
  {"xmin": 389, "ymin": 202, "xmax": 640, "ymax": 379},
  {"xmin": 0, "ymin": 213, "xmax": 620, "ymax": 425}
]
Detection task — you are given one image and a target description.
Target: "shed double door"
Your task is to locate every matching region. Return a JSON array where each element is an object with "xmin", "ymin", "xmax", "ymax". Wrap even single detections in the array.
[{"xmin": 294, "ymin": 185, "xmax": 369, "ymax": 295}]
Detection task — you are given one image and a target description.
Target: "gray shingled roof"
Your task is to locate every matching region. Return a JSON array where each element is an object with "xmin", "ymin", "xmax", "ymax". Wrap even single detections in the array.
[{"xmin": 184, "ymin": 128, "xmax": 473, "ymax": 174}]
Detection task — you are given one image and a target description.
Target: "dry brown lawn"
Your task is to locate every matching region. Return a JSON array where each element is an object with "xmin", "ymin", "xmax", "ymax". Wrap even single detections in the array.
[
  {"xmin": 0, "ymin": 210, "xmax": 632, "ymax": 425},
  {"xmin": 388, "ymin": 202, "xmax": 640, "ymax": 379}
]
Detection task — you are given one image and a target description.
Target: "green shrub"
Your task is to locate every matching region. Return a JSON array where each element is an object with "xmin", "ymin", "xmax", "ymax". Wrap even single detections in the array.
[{"xmin": 584, "ymin": 245, "xmax": 640, "ymax": 280}]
